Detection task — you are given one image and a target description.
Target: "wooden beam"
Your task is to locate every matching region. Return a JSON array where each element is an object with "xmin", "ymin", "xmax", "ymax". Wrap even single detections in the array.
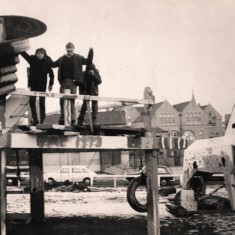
[
  {"xmin": 7, "ymin": 133, "xmax": 153, "ymax": 149},
  {"xmin": 1, "ymin": 133, "xmax": 187, "ymax": 150},
  {"xmin": 11, "ymin": 89, "xmax": 155, "ymax": 105}
]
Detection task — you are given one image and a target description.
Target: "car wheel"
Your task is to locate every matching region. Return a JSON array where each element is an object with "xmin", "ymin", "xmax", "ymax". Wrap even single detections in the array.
[
  {"xmin": 160, "ymin": 179, "xmax": 167, "ymax": 186},
  {"xmin": 83, "ymin": 177, "xmax": 91, "ymax": 186},
  {"xmin": 127, "ymin": 176, "xmax": 147, "ymax": 213},
  {"xmin": 48, "ymin": 178, "xmax": 56, "ymax": 185},
  {"xmin": 7, "ymin": 178, "xmax": 15, "ymax": 186}
]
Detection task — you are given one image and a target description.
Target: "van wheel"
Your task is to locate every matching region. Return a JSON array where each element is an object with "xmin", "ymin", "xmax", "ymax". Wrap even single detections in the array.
[{"xmin": 83, "ymin": 178, "xmax": 91, "ymax": 186}]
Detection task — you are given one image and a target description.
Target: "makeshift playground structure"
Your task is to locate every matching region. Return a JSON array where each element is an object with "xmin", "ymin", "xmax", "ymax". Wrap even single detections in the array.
[{"xmin": 0, "ymin": 15, "xmax": 188, "ymax": 235}]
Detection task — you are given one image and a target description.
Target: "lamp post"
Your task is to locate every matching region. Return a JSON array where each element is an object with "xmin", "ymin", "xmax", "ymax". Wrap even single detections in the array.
[
  {"xmin": 179, "ymin": 113, "xmax": 183, "ymax": 137},
  {"xmin": 177, "ymin": 112, "xmax": 183, "ymax": 166}
]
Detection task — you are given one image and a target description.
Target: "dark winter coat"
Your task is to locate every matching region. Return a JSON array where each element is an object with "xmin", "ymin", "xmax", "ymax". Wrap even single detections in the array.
[
  {"xmin": 52, "ymin": 49, "xmax": 93, "ymax": 85},
  {"xmin": 79, "ymin": 63, "xmax": 102, "ymax": 96},
  {"xmin": 20, "ymin": 51, "xmax": 54, "ymax": 91}
]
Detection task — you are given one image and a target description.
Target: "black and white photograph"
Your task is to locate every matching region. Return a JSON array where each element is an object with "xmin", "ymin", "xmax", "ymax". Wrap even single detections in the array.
[{"xmin": 1, "ymin": 1, "xmax": 235, "ymax": 234}]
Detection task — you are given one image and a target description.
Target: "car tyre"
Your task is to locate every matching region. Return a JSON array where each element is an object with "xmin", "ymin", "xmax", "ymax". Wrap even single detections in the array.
[
  {"xmin": 160, "ymin": 179, "xmax": 167, "ymax": 186},
  {"xmin": 48, "ymin": 178, "xmax": 56, "ymax": 185},
  {"xmin": 83, "ymin": 177, "xmax": 91, "ymax": 186},
  {"xmin": 127, "ymin": 176, "xmax": 147, "ymax": 213}
]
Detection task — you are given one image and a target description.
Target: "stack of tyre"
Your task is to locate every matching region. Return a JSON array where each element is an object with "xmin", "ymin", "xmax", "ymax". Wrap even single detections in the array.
[
  {"xmin": 0, "ymin": 39, "xmax": 29, "ymax": 95},
  {"xmin": 0, "ymin": 15, "xmax": 47, "ymax": 96}
]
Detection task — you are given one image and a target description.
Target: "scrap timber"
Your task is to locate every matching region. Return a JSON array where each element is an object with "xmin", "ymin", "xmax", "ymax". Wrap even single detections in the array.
[
  {"xmin": 0, "ymin": 86, "xmax": 189, "ymax": 235},
  {"xmin": 0, "ymin": 14, "xmax": 187, "ymax": 234}
]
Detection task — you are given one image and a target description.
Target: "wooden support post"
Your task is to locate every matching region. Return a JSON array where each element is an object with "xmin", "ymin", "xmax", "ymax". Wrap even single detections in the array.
[
  {"xmin": 86, "ymin": 100, "xmax": 94, "ymax": 133},
  {"xmin": 63, "ymin": 89, "xmax": 71, "ymax": 126},
  {"xmin": 28, "ymin": 149, "xmax": 45, "ymax": 223},
  {"xmin": 145, "ymin": 150, "xmax": 160, "ymax": 235},
  {"xmin": 143, "ymin": 87, "xmax": 159, "ymax": 235},
  {"xmin": 0, "ymin": 17, "xmax": 7, "ymax": 235},
  {"xmin": 0, "ymin": 150, "xmax": 6, "ymax": 235}
]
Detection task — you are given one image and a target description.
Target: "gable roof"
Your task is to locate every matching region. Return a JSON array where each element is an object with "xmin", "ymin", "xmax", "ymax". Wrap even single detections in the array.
[
  {"xmin": 200, "ymin": 105, "xmax": 207, "ymax": 110},
  {"xmin": 173, "ymin": 101, "xmax": 191, "ymax": 112}
]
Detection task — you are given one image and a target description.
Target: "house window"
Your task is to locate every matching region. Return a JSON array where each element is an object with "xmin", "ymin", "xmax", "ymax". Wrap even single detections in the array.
[
  {"xmin": 208, "ymin": 112, "xmax": 216, "ymax": 126},
  {"xmin": 198, "ymin": 113, "xmax": 201, "ymax": 124},
  {"xmin": 163, "ymin": 114, "xmax": 167, "ymax": 125},
  {"xmin": 183, "ymin": 130, "xmax": 195, "ymax": 142},
  {"xmin": 170, "ymin": 131, "xmax": 179, "ymax": 137},
  {"xmin": 168, "ymin": 113, "xmax": 171, "ymax": 124},
  {"xmin": 159, "ymin": 113, "xmax": 163, "ymax": 124},
  {"xmin": 171, "ymin": 114, "xmax": 175, "ymax": 124},
  {"xmin": 190, "ymin": 112, "xmax": 194, "ymax": 124},
  {"xmin": 194, "ymin": 112, "xmax": 197, "ymax": 124}
]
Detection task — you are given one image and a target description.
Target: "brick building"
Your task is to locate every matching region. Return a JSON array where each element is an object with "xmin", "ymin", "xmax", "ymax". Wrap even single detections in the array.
[{"xmin": 130, "ymin": 94, "xmax": 225, "ymax": 166}]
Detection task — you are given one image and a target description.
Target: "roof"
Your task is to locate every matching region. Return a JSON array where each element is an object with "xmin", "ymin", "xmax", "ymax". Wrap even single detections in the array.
[
  {"xmin": 200, "ymin": 105, "xmax": 207, "ymax": 110},
  {"xmin": 154, "ymin": 101, "xmax": 165, "ymax": 110},
  {"xmin": 173, "ymin": 101, "xmax": 190, "ymax": 112},
  {"xmin": 46, "ymin": 111, "xmax": 126, "ymax": 125}
]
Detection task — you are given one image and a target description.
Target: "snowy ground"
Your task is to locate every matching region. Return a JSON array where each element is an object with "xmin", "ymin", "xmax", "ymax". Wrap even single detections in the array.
[{"xmin": 6, "ymin": 184, "xmax": 235, "ymax": 235}]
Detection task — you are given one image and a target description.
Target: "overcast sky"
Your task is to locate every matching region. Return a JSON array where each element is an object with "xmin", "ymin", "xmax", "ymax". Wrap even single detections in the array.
[{"xmin": 1, "ymin": 0, "xmax": 235, "ymax": 118}]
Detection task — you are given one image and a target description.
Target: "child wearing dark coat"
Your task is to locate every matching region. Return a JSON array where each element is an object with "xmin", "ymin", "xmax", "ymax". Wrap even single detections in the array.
[
  {"xmin": 20, "ymin": 48, "xmax": 54, "ymax": 125},
  {"xmin": 77, "ymin": 63, "xmax": 102, "ymax": 126}
]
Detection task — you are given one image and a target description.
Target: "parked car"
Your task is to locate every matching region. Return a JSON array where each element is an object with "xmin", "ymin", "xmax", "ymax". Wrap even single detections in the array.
[
  {"xmin": 6, "ymin": 166, "xmax": 30, "ymax": 186},
  {"xmin": 44, "ymin": 165, "xmax": 97, "ymax": 186},
  {"xmin": 125, "ymin": 165, "xmax": 178, "ymax": 186}
]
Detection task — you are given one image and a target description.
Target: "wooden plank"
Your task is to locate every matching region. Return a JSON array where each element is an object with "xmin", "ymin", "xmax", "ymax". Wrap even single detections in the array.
[
  {"xmin": 98, "ymin": 126, "xmax": 146, "ymax": 136},
  {"xmin": 2, "ymin": 133, "xmax": 187, "ymax": 150},
  {"xmin": 5, "ymin": 93, "xmax": 29, "ymax": 131},
  {"xmin": 8, "ymin": 133, "xmax": 153, "ymax": 149},
  {"xmin": 11, "ymin": 89, "xmax": 155, "ymax": 105},
  {"xmin": 36, "ymin": 124, "xmax": 74, "ymax": 131}
]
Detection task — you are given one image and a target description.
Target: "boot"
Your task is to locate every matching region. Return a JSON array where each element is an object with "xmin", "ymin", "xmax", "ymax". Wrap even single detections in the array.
[
  {"xmin": 77, "ymin": 119, "xmax": 83, "ymax": 126},
  {"xmin": 31, "ymin": 119, "xmax": 39, "ymax": 126}
]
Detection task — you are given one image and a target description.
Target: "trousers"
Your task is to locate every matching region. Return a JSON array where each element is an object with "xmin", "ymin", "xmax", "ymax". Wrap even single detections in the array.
[{"xmin": 59, "ymin": 79, "xmax": 77, "ymax": 122}]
